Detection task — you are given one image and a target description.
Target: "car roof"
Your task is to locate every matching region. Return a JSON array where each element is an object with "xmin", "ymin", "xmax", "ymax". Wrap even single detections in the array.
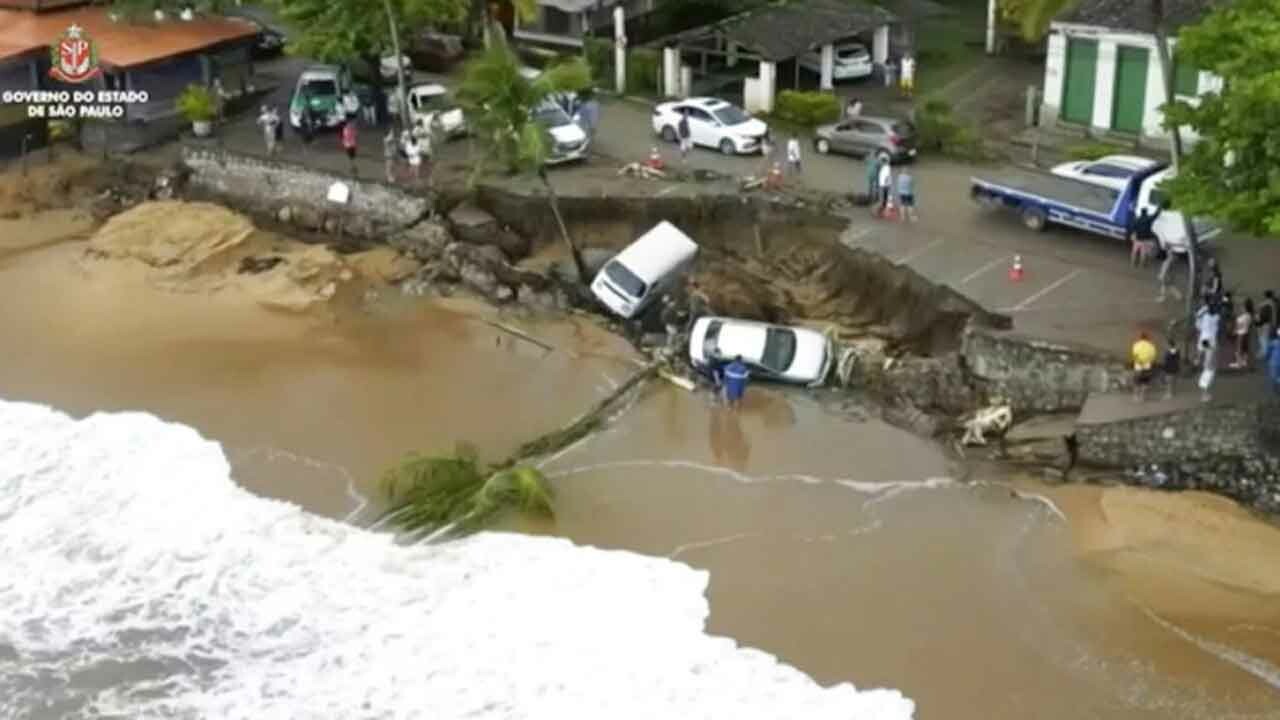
[
  {"xmin": 714, "ymin": 322, "xmax": 768, "ymax": 363},
  {"xmin": 409, "ymin": 83, "xmax": 447, "ymax": 95},
  {"xmin": 1090, "ymin": 155, "xmax": 1158, "ymax": 170},
  {"xmin": 681, "ymin": 97, "xmax": 732, "ymax": 109},
  {"xmin": 612, "ymin": 221, "xmax": 699, "ymax": 284}
]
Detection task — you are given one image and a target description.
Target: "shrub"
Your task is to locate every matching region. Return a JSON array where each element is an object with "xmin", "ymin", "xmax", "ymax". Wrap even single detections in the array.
[
  {"xmin": 1064, "ymin": 140, "xmax": 1123, "ymax": 161},
  {"xmin": 176, "ymin": 84, "xmax": 215, "ymax": 123},
  {"xmin": 627, "ymin": 48, "xmax": 661, "ymax": 95},
  {"xmin": 773, "ymin": 90, "xmax": 841, "ymax": 127},
  {"xmin": 913, "ymin": 100, "xmax": 993, "ymax": 162},
  {"xmin": 583, "ymin": 37, "xmax": 612, "ymax": 83}
]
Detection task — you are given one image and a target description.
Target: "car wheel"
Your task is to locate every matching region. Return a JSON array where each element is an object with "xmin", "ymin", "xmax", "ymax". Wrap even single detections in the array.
[
  {"xmin": 815, "ymin": 138, "xmax": 831, "ymax": 154},
  {"xmin": 1021, "ymin": 207, "xmax": 1048, "ymax": 232},
  {"xmin": 719, "ymin": 138, "xmax": 736, "ymax": 155},
  {"xmin": 660, "ymin": 125, "xmax": 676, "ymax": 142}
]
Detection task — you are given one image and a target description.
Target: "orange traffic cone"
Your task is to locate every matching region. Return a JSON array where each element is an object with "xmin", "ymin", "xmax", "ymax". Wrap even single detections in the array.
[{"xmin": 1008, "ymin": 255, "xmax": 1024, "ymax": 282}]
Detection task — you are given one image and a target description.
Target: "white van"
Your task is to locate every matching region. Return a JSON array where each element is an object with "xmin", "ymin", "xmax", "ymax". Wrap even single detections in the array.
[{"xmin": 590, "ymin": 221, "xmax": 699, "ymax": 319}]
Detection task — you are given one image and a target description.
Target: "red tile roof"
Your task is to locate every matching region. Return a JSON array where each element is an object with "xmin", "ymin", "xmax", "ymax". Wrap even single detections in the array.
[{"xmin": 0, "ymin": 6, "xmax": 257, "ymax": 69}]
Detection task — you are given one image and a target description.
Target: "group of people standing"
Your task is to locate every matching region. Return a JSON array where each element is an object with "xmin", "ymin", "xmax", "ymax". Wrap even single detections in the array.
[
  {"xmin": 864, "ymin": 152, "xmax": 917, "ymax": 222},
  {"xmin": 1132, "ymin": 258, "xmax": 1280, "ymax": 402}
]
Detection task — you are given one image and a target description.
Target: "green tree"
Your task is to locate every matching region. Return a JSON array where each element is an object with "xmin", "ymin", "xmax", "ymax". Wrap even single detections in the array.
[
  {"xmin": 456, "ymin": 27, "xmax": 592, "ymax": 283},
  {"xmin": 1161, "ymin": 0, "xmax": 1280, "ymax": 237},
  {"xmin": 1020, "ymin": 0, "xmax": 1201, "ymax": 333},
  {"xmin": 273, "ymin": 0, "xmax": 468, "ymax": 134}
]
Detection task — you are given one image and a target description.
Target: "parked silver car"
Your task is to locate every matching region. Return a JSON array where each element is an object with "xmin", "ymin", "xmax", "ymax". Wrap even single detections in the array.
[{"xmin": 813, "ymin": 115, "xmax": 918, "ymax": 163}]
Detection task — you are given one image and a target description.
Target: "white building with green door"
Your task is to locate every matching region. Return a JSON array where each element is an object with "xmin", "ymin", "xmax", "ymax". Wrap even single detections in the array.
[{"xmin": 1039, "ymin": 0, "xmax": 1224, "ymax": 143}]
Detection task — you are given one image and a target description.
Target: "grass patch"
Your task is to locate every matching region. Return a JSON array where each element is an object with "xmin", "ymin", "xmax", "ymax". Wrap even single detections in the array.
[{"xmin": 914, "ymin": 0, "xmax": 989, "ymax": 96}]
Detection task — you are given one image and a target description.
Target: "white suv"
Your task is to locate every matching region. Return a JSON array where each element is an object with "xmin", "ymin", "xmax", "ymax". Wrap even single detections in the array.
[
  {"xmin": 652, "ymin": 97, "xmax": 769, "ymax": 155},
  {"xmin": 799, "ymin": 42, "xmax": 873, "ymax": 81}
]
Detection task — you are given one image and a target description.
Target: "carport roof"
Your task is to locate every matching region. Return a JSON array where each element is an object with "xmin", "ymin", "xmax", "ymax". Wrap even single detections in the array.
[{"xmin": 651, "ymin": 0, "xmax": 898, "ymax": 62}]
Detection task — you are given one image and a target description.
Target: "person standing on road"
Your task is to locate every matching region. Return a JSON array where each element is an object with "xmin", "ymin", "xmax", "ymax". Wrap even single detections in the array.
[
  {"xmin": 574, "ymin": 89, "xmax": 600, "ymax": 145},
  {"xmin": 1156, "ymin": 247, "xmax": 1182, "ymax": 302},
  {"xmin": 1202, "ymin": 257, "xmax": 1224, "ymax": 303},
  {"xmin": 1266, "ymin": 327, "xmax": 1280, "ymax": 395},
  {"xmin": 1128, "ymin": 206, "xmax": 1161, "ymax": 267},
  {"xmin": 723, "ymin": 356, "xmax": 750, "ymax": 409},
  {"xmin": 256, "ymin": 105, "xmax": 279, "ymax": 156},
  {"xmin": 1220, "ymin": 291, "xmax": 1236, "ymax": 345},
  {"xmin": 1195, "ymin": 299, "xmax": 1220, "ymax": 368},
  {"xmin": 403, "ymin": 131, "xmax": 422, "ymax": 182},
  {"xmin": 341, "ymin": 118, "xmax": 358, "ymax": 177},
  {"xmin": 212, "ymin": 78, "xmax": 228, "ymax": 126},
  {"xmin": 1256, "ymin": 290, "xmax": 1276, "ymax": 361},
  {"xmin": 896, "ymin": 167, "xmax": 916, "ymax": 222},
  {"xmin": 1130, "ymin": 331, "xmax": 1157, "ymax": 402},
  {"xmin": 1198, "ymin": 337, "xmax": 1218, "ymax": 402},
  {"xmin": 383, "ymin": 129, "xmax": 397, "ymax": 183},
  {"xmin": 786, "ymin": 136, "xmax": 802, "ymax": 177},
  {"xmin": 677, "ymin": 113, "xmax": 692, "ymax": 161},
  {"xmin": 876, "ymin": 158, "xmax": 893, "ymax": 217},
  {"xmin": 1232, "ymin": 297, "xmax": 1254, "ymax": 369},
  {"xmin": 863, "ymin": 151, "xmax": 878, "ymax": 202},
  {"xmin": 846, "ymin": 97, "xmax": 863, "ymax": 120},
  {"xmin": 899, "ymin": 53, "xmax": 916, "ymax": 98},
  {"xmin": 1160, "ymin": 342, "xmax": 1180, "ymax": 400}
]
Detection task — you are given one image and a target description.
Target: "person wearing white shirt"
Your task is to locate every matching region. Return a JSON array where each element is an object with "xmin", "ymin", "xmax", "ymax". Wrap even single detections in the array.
[
  {"xmin": 900, "ymin": 54, "xmax": 916, "ymax": 96},
  {"xmin": 876, "ymin": 158, "xmax": 893, "ymax": 216},
  {"xmin": 785, "ymin": 136, "xmax": 801, "ymax": 176}
]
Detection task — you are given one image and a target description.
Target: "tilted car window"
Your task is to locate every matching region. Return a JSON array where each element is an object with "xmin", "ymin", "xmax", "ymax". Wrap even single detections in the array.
[
  {"xmin": 760, "ymin": 328, "xmax": 797, "ymax": 374},
  {"xmin": 603, "ymin": 260, "xmax": 647, "ymax": 299}
]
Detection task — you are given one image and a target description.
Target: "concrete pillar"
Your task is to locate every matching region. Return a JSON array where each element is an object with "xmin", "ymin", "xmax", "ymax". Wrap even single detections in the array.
[
  {"xmin": 613, "ymin": 5, "xmax": 626, "ymax": 94},
  {"xmin": 662, "ymin": 46, "xmax": 679, "ymax": 97},
  {"xmin": 1041, "ymin": 31, "xmax": 1065, "ymax": 128},
  {"xmin": 727, "ymin": 41, "xmax": 738, "ymax": 68},
  {"xmin": 680, "ymin": 65, "xmax": 692, "ymax": 98},
  {"xmin": 758, "ymin": 60, "xmax": 776, "ymax": 113},
  {"xmin": 1091, "ymin": 40, "xmax": 1117, "ymax": 131},
  {"xmin": 986, "ymin": 0, "xmax": 997, "ymax": 54},
  {"xmin": 1143, "ymin": 38, "xmax": 1169, "ymax": 140},
  {"xmin": 872, "ymin": 25, "xmax": 889, "ymax": 65},
  {"xmin": 819, "ymin": 43, "xmax": 835, "ymax": 90}
]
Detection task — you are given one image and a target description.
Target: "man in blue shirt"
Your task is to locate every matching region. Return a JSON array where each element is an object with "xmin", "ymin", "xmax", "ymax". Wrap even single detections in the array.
[{"xmin": 723, "ymin": 355, "xmax": 750, "ymax": 408}]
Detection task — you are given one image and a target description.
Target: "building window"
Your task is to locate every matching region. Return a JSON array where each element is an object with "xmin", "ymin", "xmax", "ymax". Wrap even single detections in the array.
[{"xmin": 1172, "ymin": 57, "xmax": 1199, "ymax": 96}]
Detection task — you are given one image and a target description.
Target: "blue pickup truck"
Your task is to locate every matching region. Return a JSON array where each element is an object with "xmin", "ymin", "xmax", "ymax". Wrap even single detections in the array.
[{"xmin": 970, "ymin": 162, "xmax": 1220, "ymax": 253}]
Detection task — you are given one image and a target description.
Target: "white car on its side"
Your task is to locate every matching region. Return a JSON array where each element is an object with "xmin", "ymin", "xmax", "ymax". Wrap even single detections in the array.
[
  {"xmin": 689, "ymin": 316, "xmax": 833, "ymax": 387},
  {"xmin": 1050, "ymin": 154, "xmax": 1158, "ymax": 191},
  {"xmin": 652, "ymin": 97, "xmax": 769, "ymax": 155},
  {"xmin": 799, "ymin": 41, "xmax": 874, "ymax": 81}
]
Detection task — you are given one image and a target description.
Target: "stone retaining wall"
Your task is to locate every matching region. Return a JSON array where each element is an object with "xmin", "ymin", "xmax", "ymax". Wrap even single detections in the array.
[
  {"xmin": 961, "ymin": 328, "xmax": 1131, "ymax": 413},
  {"xmin": 181, "ymin": 146, "xmax": 432, "ymax": 241}
]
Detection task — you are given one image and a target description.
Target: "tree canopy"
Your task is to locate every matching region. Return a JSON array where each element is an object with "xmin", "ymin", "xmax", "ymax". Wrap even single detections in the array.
[
  {"xmin": 999, "ymin": 0, "xmax": 1071, "ymax": 41},
  {"xmin": 1162, "ymin": 0, "xmax": 1280, "ymax": 237},
  {"xmin": 455, "ymin": 34, "xmax": 591, "ymax": 176},
  {"xmin": 272, "ymin": 0, "xmax": 468, "ymax": 63}
]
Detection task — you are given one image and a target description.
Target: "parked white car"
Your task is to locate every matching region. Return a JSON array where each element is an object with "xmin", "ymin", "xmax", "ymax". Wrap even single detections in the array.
[
  {"xmin": 532, "ymin": 101, "xmax": 589, "ymax": 164},
  {"xmin": 652, "ymin": 97, "xmax": 769, "ymax": 155},
  {"xmin": 591, "ymin": 221, "xmax": 698, "ymax": 319},
  {"xmin": 799, "ymin": 41, "xmax": 873, "ymax": 81},
  {"xmin": 1050, "ymin": 154, "xmax": 1158, "ymax": 191},
  {"xmin": 689, "ymin": 316, "xmax": 833, "ymax": 386},
  {"xmin": 387, "ymin": 82, "xmax": 467, "ymax": 139}
]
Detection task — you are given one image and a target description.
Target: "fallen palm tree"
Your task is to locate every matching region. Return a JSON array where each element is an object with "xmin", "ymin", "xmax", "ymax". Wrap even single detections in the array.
[{"xmin": 378, "ymin": 362, "xmax": 659, "ymax": 539}]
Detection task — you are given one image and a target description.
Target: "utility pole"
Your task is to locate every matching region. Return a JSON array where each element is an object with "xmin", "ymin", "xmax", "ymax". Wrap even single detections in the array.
[{"xmin": 383, "ymin": 0, "xmax": 410, "ymax": 139}]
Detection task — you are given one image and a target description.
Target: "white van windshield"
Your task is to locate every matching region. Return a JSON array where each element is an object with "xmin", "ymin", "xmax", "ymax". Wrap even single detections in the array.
[{"xmin": 604, "ymin": 260, "xmax": 646, "ymax": 299}]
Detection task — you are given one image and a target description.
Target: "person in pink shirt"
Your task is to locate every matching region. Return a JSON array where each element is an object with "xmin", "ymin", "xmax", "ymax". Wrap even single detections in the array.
[{"xmin": 341, "ymin": 119, "xmax": 358, "ymax": 177}]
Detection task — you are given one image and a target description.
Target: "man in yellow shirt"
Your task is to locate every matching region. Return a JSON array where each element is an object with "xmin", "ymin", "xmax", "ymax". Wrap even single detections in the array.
[{"xmin": 1131, "ymin": 331, "xmax": 1158, "ymax": 401}]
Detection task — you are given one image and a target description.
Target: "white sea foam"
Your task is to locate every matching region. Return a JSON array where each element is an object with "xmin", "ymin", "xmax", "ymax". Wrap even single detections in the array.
[{"xmin": 0, "ymin": 400, "xmax": 916, "ymax": 719}]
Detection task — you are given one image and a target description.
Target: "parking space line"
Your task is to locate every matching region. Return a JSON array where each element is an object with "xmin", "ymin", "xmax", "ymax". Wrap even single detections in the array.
[
  {"xmin": 1004, "ymin": 269, "xmax": 1082, "ymax": 312},
  {"xmin": 959, "ymin": 255, "xmax": 1011, "ymax": 285},
  {"xmin": 894, "ymin": 238, "xmax": 945, "ymax": 264}
]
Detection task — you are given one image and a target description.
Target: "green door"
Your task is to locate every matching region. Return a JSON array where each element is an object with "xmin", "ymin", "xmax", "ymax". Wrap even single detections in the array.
[
  {"xmin": 1111, "ymin": 46, "xmax": 1149, "ymax": 133},
  {"xmin": 1061, "ymin": 39, "xmax": 1098, "ymax": 125}
]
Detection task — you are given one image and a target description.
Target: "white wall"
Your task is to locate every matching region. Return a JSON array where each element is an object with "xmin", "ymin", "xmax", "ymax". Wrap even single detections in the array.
[{"xmin": 1044, "ymin": 23, "xmax": 1221, "ymax": 142}]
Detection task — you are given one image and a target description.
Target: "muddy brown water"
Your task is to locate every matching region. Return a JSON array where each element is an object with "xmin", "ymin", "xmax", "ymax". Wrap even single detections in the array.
[{"xmin": 1, "ymin": 220, "xmax": 1278, "ymax": 718}]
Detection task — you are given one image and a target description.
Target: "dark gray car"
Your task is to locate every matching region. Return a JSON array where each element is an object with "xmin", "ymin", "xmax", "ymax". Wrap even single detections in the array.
[{"xmin": 813, "ymin": 116, "xmax": 918, "ymax": 163}]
